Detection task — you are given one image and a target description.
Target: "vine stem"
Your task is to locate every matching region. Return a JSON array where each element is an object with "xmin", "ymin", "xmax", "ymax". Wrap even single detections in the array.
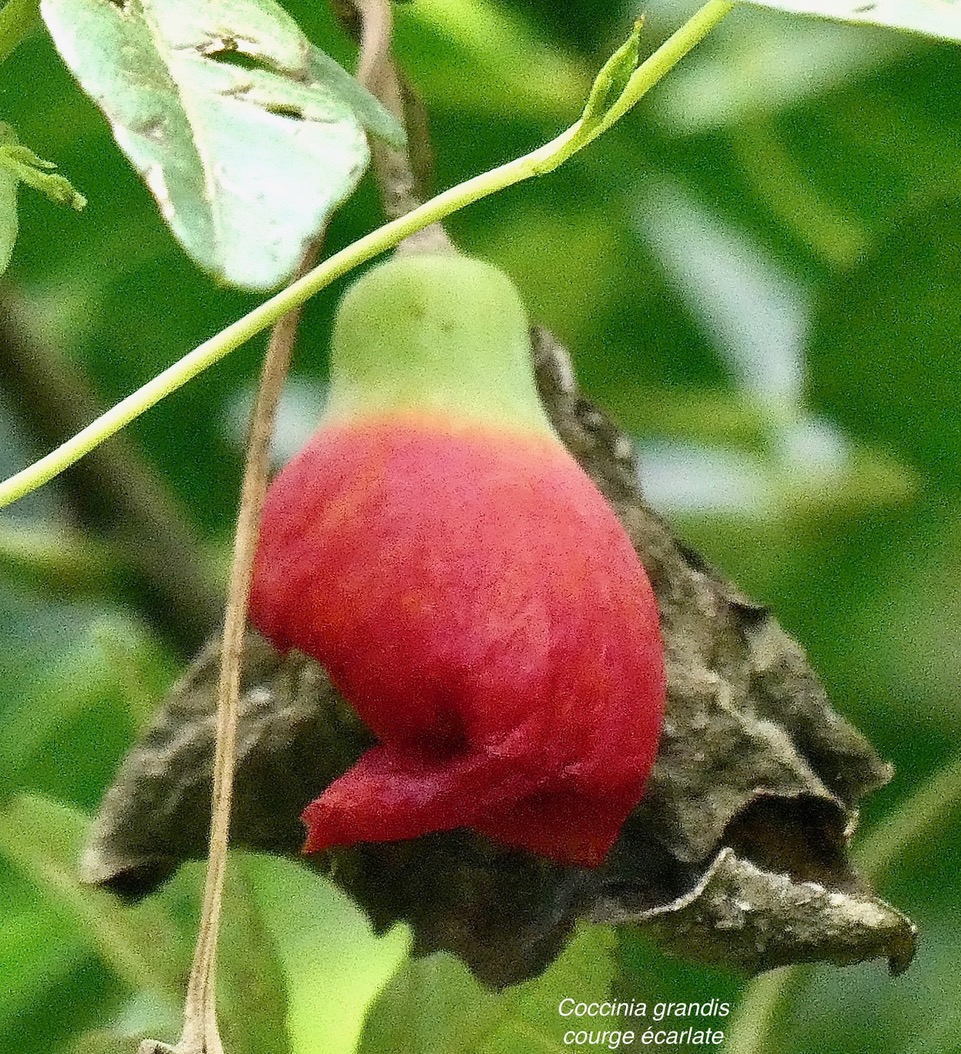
[
  {"xmin": 0, "ymin": 0, "xmax": 734, "ymax": 512},
  {"xmin": 723, "ymin": 748, "xmax": 961, "ymax": 1054}
]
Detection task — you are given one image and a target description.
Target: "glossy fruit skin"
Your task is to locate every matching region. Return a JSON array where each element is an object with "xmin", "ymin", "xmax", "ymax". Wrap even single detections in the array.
[{"xmin": 250, "ymin": 412, "xmax": 664, "ymax": 868}]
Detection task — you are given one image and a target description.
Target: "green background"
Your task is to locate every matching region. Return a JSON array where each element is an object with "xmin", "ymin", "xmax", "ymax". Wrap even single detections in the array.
[{"xmin": 1, "ymin": 1, "xmax": 959, "ymax": 1052}]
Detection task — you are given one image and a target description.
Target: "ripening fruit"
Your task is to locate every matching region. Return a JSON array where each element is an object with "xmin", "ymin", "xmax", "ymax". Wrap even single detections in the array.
[{"xmin": 249, "ymin": 253, "xmax": 665, "ymax": 868}]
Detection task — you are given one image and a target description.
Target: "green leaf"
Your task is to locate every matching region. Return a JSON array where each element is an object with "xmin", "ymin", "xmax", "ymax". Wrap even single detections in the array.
[
  {"xmin": 0, "ymin": 794, "xmax": 186, "ymax": 996},
  {"xmin": 358, "ymin": 925, "xmax": 616, "ymax": 1054},
  {"xmin": 394, "ymin": 0, "xmax": 590, "ymax": 120},
  {"xmin": 740, "ymin": 0, "xmax": 961, "ymax": 44},
  {"xmin": 0, "ymin": 819, "xmax": 296, "ymax": 1054},
  {"xmin": 579, "ymin": 20, "xmax": 642, "ymax": 133},
  {"xmin": 489, "ymin": 926, "xmax": 617, "ymax": 1054},
  {"xmin": 217, "ymin": 860, "xmax": 292, "ymax": 1054},
  {"xmin": 0, "ymin": 122, "xmax": 85, "ymax": 273},
  {"xmin": 0, "ymin": 123, "xmax": 86, "ymax": 208},
  {"xmin": 40, "ymin": 0, "xmax": 405, "ymax": 290},
  {"xmin": 0, "ymin": 0, "xmax": 40, "ymax": 64},
  {"xmin": 0, "ymin": 904, "xmax": 90, "ymax": 1035},
  {"xmin": 359, "ymin": 953, "xmax": 501, "ymax": 1054},
  {"xmin": 245, "ymin": 854, "xmax": 408, "ymax": 1054}
]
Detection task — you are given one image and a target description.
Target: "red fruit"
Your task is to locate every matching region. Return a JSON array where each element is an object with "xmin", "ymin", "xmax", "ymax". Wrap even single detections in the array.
[{"xmin": 250, "ymin": 412, "xmax": 664, "ymax": 868}]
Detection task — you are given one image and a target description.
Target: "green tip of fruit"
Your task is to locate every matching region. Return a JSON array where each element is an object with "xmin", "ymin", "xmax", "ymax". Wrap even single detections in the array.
[{"xmin": 324, "ymin": 253, "xmax": 556, "ymax": 436}]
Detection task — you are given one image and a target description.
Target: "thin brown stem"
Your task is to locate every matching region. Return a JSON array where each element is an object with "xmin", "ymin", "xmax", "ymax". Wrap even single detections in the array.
[
  {"xmin": 354, "ymin": 0, "xmax": 392, "ymax": 89},
  {"xmin": 185, "ymin": 247, "xmax": 319, "ymax": 1051},
  {"xmin": 340, "ymin": 0, "xmax": 454, "ymax": 251}
]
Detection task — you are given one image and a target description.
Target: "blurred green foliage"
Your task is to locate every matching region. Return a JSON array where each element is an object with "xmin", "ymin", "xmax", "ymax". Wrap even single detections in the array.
[{"xmin": 1, "ymin": 1, "xmax": 960, "ymax": 1053}]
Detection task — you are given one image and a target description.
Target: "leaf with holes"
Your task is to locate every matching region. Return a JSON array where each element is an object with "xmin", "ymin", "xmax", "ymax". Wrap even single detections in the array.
[
  {"xmin": 41, "ymin": 0, "xmax": 405, "ymax": 290},
  {"xmin": 742, "ymin": 0, "xmax": 961, "ymax": 43}
]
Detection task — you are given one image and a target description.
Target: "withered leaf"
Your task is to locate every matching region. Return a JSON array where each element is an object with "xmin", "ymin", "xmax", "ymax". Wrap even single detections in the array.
[{"xmin": 81, "ymin": 326, "xmax": 916, "ymax": 987}]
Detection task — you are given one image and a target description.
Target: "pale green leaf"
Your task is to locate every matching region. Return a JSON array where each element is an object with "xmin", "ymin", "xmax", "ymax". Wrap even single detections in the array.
[
  {"xmin": 358, "ymin": 925, "xmax": 617, "ymax": 1054},
  {"xmin": 40, "ymin": 0, "xmax": 405, "ymax": 290},
  {"xmin": 358, "ymin": 953, "xmax": 501, "ymax": 1054},
  {"xmin": 0, "ymin": 794, "xmax": 186, "ymax": 996},
  {"xmin": 488, "ymin": 926, "xmax": 617, "ymax": 1054},
  {"xmin": 0, "ymin": 0, "xmax": 41, "ymax": 65},
  {"xmin": 216, "ymin": 860, "xmax": 291, "ymax": 1054},
  {"xmin": 741, "ymin": 0, "xmax": 961, "ymax": 43},
  {"xmin": 245, "ymin": 854, "xmax": 408, "ymax": 1054}
]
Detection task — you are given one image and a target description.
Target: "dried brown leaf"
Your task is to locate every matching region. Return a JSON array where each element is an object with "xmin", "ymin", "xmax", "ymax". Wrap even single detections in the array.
[{"xmin": 81, "ymin": 329, "xmax": 916, "ymax": 986}]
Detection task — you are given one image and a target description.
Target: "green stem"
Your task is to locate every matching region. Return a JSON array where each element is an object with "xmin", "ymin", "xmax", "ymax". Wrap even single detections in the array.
[
  {"xmin": 595, "ymin": 2, "xmax": 735, "ymax": 141},
  {"xmin": 724, "ymin": 749, "xmax": 961, "ymax": 1054},
  {"xmin": 0, "ymin": 0, "xmax": 734, "ymax": 511}
]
